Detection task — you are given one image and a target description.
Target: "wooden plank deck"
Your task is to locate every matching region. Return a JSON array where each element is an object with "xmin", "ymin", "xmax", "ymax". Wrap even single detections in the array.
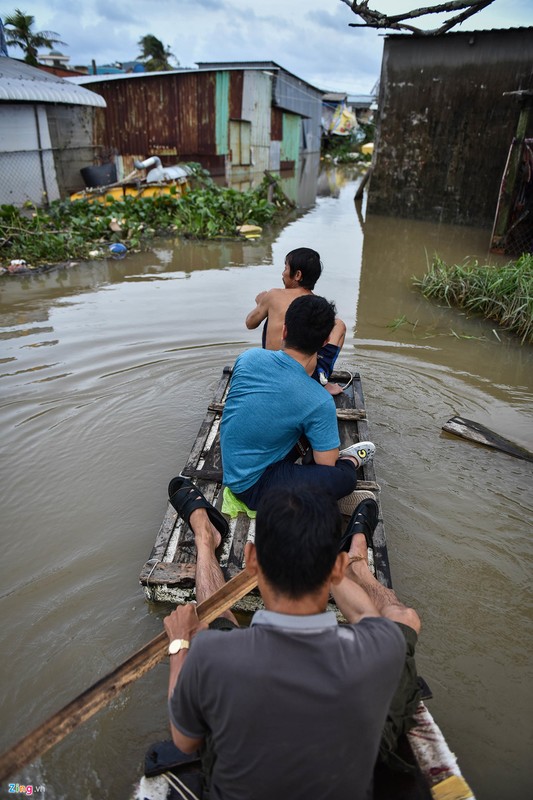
[
  {"xmin": 139, "ymin": 366, "xmax": 382, "ymax": 608},
  {"xmin": 137, "ymin": 363, "xmax": 475, "ymax": 800}
]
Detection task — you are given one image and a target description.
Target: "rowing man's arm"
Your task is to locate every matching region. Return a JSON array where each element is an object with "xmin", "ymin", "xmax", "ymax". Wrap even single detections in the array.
[
  {"xmin": 245, "ymin": 290, "xmax": 270, "ymax": 329},
  {"xmin": 165, "ymin": 604, "xmax": 207, "ymax": 754}
]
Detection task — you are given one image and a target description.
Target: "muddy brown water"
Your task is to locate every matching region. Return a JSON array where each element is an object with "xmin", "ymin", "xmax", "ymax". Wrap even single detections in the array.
[{"xmin": 1, "ymin": 165, "xmax": 532, "ymax": 799}]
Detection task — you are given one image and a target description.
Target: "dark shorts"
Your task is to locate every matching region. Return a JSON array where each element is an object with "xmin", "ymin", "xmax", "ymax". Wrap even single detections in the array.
[
  {"xmin": 235, "ymin": 455, "xmax": 358, "ymax": 511},
  {"xmin": 312, "ymin": 342, "xmax": 341, "ymax": 384},
  {"xmin": 379, "ymin": 622, "xmax": 422, "ymax": 772}
]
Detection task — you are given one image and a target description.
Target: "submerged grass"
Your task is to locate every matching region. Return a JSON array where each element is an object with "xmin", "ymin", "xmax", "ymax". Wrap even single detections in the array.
[
  {"xmin": 413, "ymin": 253, "xmax": 533, "ymax": 344},
  {"xmin": 0, "ymin": 170, "xmax": 293, "ymax": 271}
]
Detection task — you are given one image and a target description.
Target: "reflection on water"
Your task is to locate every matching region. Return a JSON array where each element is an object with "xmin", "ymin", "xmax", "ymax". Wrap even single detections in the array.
[{"xmin": 0, "ymin": 167, "xmax": 531, "ymax": 800}]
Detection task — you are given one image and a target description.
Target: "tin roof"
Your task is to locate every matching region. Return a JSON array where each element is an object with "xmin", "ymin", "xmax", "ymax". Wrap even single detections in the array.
[
  {"xmin": 0, "ymin": 57, "xmax": 106, "ymax": 106},
  {"xmin": 67, "ymin": 61, "xmax": 325, "ymax": 96},
  {"xmin": 322, "ymin": 92, "xmax": 347, "ymax": 102},
  {"xmin": 385, "ymin": 25, "xmax": 533, "ymax": 38},
  {"xmin": 66, "ymin": 68, "xmax": 187, "ymax": 85},
  {"xmin": 196, "ymin": 61, "xmax": 324, "ymax": 93},
  {"xmin": 347, "ymin": 95, "xmax": 374, "ymax": 107}
]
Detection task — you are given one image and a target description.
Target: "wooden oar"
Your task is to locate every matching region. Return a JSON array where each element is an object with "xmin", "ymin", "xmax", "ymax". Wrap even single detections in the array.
[
  {"xmin": 442, "ymin": 416, "xmax": 533, "ymax": 463},
  {"xmin": 0, "ymin": 569, "xmax": 257, "ymax": 782}
]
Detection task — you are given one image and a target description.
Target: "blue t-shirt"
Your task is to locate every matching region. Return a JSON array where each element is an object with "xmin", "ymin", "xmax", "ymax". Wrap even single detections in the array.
[{"xmin": 220, "ymin": 349, "xmax": 339, "ymax": 492}]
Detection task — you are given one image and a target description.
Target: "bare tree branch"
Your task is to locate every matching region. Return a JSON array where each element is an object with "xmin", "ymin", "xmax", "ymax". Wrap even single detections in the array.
[
  {"xmin": 340, "ymin": 0, "xmax": 496, "ymax": 35},
  {"xmin": 431, "ymin": 0, "xmax": 495, "ymax": 34}
]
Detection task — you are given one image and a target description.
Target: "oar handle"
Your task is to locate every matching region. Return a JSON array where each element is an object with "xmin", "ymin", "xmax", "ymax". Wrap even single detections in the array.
[{"xmin": 0, "ymin": 569, "xmax": 257, "ymax": 782}]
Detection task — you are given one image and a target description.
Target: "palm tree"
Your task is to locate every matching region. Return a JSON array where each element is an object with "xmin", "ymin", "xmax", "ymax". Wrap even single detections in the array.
[
  {"xmin": 137, "ymin": 34, "xmax": 177, "ymax": 72},
  {"xmin": 3, "ymin": 8, "xmax": 66, "ymax": 66}
]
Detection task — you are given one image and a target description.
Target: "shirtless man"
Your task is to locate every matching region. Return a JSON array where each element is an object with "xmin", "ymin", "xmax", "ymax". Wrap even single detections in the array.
[{"xmin": 245, "ymin": 247, "xmax": 346, "ymax": 394}]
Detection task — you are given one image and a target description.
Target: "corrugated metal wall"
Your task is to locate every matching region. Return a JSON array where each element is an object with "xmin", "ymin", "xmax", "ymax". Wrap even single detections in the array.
[
  {"xmin": 280, "ymin": 112, "xmax": 300, "ymax": 165},
  {"xmin": 271, "ymin": 107, "xmax": 283, "ymax": 141},
  {"xmin": 229, "ymin": 71, "xmax": 243, "ymax": 120},
  {"xmin": 368, "ymin": 28, "xmax": 533, "ymax": 227},
  {"xmin": 272, "ymin": 72, "xmax": 322, "ymax": 153},
  {"xmin": 87, "ymin": 64, "xmax": 322, "ymax": 179},
  {"xmin": 241, "ymin": 70, "xmax": 272, "ymax": 172},
  {"xmin": 215, "ymin": 72, "xmax": 229, "ymax": 155},
  {"xmin": 92, "ymin": 72, "xmax": 221, "ymax": 167}
]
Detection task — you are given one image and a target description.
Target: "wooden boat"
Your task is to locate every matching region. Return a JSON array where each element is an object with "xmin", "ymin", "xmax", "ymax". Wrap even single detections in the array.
[
  {"xmin": 70, "ymin": 158, "xmax": 190, "ymax": 205},
  {"xmin": 137, "ymin": 365, "xmax": 475, "ymax": 800},
  {"xmin": 69, "ymin": 178, "xmax": 189, "ymax": 204}
]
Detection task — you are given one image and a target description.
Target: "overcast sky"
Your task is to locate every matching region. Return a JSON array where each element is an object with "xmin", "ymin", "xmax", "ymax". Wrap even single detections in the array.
[{"xmin": 2, "ymin": 0, "xmax": 531, "ymax": 93}]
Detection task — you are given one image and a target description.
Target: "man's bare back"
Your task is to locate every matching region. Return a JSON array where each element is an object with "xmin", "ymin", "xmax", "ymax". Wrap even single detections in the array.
[
  {"xmin": 246, "ymin": 256, "xmax": 312, "ymax": 348},
  {"xmin": 245, "ymin": 250, "xmax": 346, "ymax": 394}
]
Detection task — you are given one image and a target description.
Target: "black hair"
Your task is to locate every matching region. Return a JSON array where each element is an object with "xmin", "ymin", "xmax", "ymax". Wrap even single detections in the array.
[
  {"xmin": 286, "ymin": 247, "xmax": 322, "ymax": 289},
  {"xmin": 255, "ymin": 488, "xmax": 342, "ymax": 598},
  {"xmin": 284, "ymin": 294, "xmax": 336, "ymax": 355}
]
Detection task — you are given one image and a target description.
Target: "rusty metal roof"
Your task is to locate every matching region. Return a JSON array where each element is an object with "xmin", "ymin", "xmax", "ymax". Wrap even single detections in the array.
[{"xmin": 0, "ymin": 57, "xmax": 106, "ymax": 106}]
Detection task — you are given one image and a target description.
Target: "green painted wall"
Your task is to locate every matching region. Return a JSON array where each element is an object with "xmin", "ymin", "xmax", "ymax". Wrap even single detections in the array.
[
  {"xmin": 280, "ymin": 112, "xmax": 300, "ymax": 163},
  {"xmin": 215, "ymin": 71, "xmax": 230, "ymax": 155}
]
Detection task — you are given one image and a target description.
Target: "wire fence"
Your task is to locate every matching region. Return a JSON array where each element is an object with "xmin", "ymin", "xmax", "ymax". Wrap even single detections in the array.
[{"xmin": 0, "ymin": 145, "xmax": 101, "ymax": 208}]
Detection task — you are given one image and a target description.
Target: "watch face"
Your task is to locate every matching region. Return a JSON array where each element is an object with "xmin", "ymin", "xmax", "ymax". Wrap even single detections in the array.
[{"xmin": 169, "ymin": 638, "xmax": 189, "ymax": 654}]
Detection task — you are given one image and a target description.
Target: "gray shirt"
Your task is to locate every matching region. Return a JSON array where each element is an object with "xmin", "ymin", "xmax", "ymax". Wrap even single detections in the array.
[{"xmin": 169, "ymin": 609, "xmax": 406, "ymax": 800}]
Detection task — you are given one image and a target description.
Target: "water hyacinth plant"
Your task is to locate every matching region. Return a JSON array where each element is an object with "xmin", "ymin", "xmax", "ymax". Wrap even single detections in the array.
[
  {"xmin": 413, "ymin": 254, "xmax": 533, "ymax": 344},
  {"xmin": 0, "ymin": 173, "xmax": 293, "ymax": 271}
]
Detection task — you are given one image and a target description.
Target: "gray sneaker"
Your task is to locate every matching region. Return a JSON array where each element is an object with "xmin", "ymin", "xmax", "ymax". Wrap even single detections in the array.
[{"xmin": 339, "ymin": 441, "xmax": 375, "ymax": 468}]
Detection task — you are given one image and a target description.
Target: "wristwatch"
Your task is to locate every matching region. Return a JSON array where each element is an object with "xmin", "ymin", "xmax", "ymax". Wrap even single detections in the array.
[{"xmin": 168, "ymin": 638, "xmax": 190, "ymax": 655}]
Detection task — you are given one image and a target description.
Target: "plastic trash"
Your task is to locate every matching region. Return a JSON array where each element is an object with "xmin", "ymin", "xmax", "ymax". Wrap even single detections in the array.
[{"xmin": 108, "ymin": 243, "xmax": 127, "ymax": 259}]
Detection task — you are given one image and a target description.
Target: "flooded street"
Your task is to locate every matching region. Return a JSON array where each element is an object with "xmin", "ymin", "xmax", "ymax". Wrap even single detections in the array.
[{"xmin": 1, "ymin": 166, "xmax": 532, "ymax": 799}]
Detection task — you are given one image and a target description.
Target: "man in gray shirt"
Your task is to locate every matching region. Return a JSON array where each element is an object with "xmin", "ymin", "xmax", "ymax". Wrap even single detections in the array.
[{"xmin": 164, "ymin": 484, "xmax": 421, "ymax": 800}]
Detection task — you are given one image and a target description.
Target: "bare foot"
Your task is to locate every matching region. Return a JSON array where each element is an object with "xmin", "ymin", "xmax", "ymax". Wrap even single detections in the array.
[
  {"xmin": 189, "ymin": 508, "xmax": 222, "ymax": 550},
  {"xmin": 325, "ymin": 382, "xmax": 343, "ymax": 395}
]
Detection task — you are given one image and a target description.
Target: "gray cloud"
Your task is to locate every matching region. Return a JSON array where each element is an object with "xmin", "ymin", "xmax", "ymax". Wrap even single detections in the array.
[{"xmin": 4, "ymin": 0, "xmax": 530, "ymax": 94}]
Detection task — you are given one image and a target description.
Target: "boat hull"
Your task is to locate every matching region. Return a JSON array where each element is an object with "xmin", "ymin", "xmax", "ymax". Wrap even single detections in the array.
[
  {"xmin": 70, "ymin": 180, "xmax": 189, "ymax": 204},
  {"xmin": 136, "ymin": 364, "xmax": 475, "ymax": 800}
]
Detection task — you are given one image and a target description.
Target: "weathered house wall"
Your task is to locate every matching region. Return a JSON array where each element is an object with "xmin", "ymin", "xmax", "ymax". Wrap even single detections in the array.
[
  {"xmin": 241, "ymin": 71, "xmax": 272, "ymax": 173},
  {"xmin": 0, "ymin": 57, "xmax": 105, "ymax": 205},
  {"xmin": 197, "ymin": 61, "xmax": 323, "ymax": 168},
  {"xmin": 74, "ymin": 62, "xmax": 323, "ymax": 182},
  {"xmin": 91, "ymin": 71, "xmax": 227, "ymax": 175},
  {"xmin": 368, "ymin": 28, "xmax": 533, "ymax": 227},
  {"xmin": 271, "ymin": 69, "xmax": 323, "ymax": 154}
]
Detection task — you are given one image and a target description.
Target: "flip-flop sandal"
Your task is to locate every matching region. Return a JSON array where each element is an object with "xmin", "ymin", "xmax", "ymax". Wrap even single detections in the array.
[
  {"xmin": 338, "ymin": 498, "xmax": 379, "ymax": 552},
  {"xmin": 168, "ymin": 475, "xmax": 229, "ymax": 539}
]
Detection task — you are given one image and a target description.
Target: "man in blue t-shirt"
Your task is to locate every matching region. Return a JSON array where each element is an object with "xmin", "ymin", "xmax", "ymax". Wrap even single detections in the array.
[{"xmin": 220, "ymin": 294, "xmax": 375, "ymax": 510}]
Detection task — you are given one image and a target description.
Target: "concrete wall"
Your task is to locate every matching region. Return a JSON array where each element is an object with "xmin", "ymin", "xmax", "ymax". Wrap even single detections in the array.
[{"xmin": 368, "ymin": 28, "xmax": 533, "ymax": 227}]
